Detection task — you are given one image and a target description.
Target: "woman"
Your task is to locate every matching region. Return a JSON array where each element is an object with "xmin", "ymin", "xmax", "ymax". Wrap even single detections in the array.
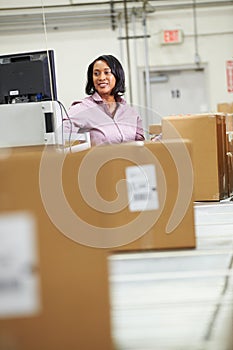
[{"xmin": 63, "ymin": 54, "xmax": 145, "ymax": 146}]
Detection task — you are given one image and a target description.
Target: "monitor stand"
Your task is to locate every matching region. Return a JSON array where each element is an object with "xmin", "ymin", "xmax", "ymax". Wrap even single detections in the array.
[{"xmin": 0, "ymin": 101, "xmax": 61, "ymax": 148}]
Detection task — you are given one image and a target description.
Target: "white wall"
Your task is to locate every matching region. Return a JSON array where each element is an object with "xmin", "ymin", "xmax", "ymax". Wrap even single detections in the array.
[
  {"xmin": 145, "ymin": 6, "xmax": 233, "ymax": 110},
  {"xmin": 0, "ymin": 4, "xmax": 232, "ymax": 114}
]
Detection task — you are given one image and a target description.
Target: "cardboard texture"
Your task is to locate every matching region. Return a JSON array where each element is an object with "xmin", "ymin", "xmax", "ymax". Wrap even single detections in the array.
[
  {"xmin": 162, "ymin": 113, "xmax": 229, "ymax": 201},
  {"xmin": 0, "ymin": 150, "xmax": 113, "ymax": 350},
  {"xmin": 59, "ymin": 141, "xmax": 196, "ymax": 251},
  {"xmin": 217, "ymin": 102, "xmax": 233, "ymax": 114},
  {"xmin": 226, "ymin": 132, "xmax": 233, "ymax": 197},
  {"xmin": 217, "ymin": 103, "xmax": 233, "ymax": 131},
  {"xmin": 226, "ymin": 114, "xmax": 233, "ymax": 132},
  {"xmin": 0, "ymin": 141, "xmax": 196, "ymax": 349},
  {"xmin": 149, "ymin": 124, "xmax": 162, "ymax": 135}
]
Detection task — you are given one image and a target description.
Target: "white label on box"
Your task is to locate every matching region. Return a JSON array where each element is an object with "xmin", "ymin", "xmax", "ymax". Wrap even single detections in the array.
[
  {"xmin": 125, "ymin": 164, "xmax": 159, "ymax": 212},
  {"xmin": 0, "ymin": 212, "xmax": 40, "ymax": 318},
  {"xmin": 9, "ymin": 90, "xmax": 19, "ymax": 96}
]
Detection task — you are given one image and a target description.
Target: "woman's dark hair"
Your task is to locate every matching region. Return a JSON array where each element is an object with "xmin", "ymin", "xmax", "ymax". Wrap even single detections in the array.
[{"xmin": 85, "ymin": 54, "xmax": 125, "ymax": 98}]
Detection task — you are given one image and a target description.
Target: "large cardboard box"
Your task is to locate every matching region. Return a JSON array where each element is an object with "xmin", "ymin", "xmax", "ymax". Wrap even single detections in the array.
[
  {"xmin": 57, "ymin": 141, "xmax": 196, "ymax": 251},
  {"xmin": 0, "ymin": 141, "xmax": 196, "ymax": 349},
  {"xmin": 162, "ymin": 113, "xmax": 229, "ymax": 201},
  {"xmin": 0, "ymin": 149, "xmax": 114, "ymax": 350}
]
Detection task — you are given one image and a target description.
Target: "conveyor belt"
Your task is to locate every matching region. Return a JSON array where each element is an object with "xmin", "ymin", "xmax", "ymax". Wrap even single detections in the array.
[{"xmin": 109, "ymin": 200, "xmax": 233, "ymax": 350}]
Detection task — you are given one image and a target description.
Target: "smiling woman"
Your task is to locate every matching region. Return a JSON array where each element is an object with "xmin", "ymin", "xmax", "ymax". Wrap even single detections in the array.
[{"xmin": 63, "ymin": 54, "xmax": 145, "ymax": 146}]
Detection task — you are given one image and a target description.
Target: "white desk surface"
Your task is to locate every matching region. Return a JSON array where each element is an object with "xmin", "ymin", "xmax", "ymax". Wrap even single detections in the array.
[{"xmin": 109, "ymin": 199, "xmax": 233, "ymax": 350}]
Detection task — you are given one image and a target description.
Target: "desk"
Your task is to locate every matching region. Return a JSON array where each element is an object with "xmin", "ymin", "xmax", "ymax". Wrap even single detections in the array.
[{"xmin": 109, "ymin": 200, "xmax": 233, "ymax": 350}]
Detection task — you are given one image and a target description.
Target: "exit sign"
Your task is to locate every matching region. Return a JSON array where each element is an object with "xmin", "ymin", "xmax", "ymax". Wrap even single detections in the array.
[{"xmin": 161, "ymin": 29, "xmax": 183, "ymax": 45}]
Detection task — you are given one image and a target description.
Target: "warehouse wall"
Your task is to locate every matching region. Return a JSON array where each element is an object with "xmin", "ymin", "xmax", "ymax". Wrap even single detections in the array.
[
  {"xmin": 0, "ymin": 2, "xmax": 232, "ymax": 119},
  {"xmin": 0, "ymin": 27, "xmax": 120, "ymax": 109}
]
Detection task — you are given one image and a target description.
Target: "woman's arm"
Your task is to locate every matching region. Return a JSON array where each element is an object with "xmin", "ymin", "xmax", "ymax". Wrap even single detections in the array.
[
  {"xmin": 62, "ymin": 101, "xmax": 86, "ymax": 133},
  {"xmin": 135, "ymin": 116, "xmax": 145, "ymax": 141}
]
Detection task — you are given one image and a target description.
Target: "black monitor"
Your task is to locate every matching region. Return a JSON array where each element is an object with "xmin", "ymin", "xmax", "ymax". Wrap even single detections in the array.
[{"xmin": 0, "ymin": 50, "xmax": 57, "ymax": 104}]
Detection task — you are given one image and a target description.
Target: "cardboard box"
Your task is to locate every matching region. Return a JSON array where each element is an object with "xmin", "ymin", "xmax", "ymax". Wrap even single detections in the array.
[
  {"xmin": 226, "ymin": 132, "xmax": 233, "ymax": 197},
  {"xmin": 225, "ymin": 114, "xmax": 233, "ymax": 133},
  {"xmin": 217, "ymin": 103, "xmax": 233, "ymax": 131},
  {"xmin": 0, "ymin": 150, "xmax": 113, "ymax": 350},
  {"xmin": 58, "ymin": 141, "xmax": 196, "ymax": 251},
  {"xmin": 149, "ymin": 124, "xmax": 162, "ymax": 136},
  {"xmin": 226, "ymin": 114, "xmax": 233, "ymax": 132},
  {"xmin": 217, "ymin": 102, "xmax": 233, "ymax": 114},
  {"xmin": 162, "ymin": 114, "xmax": 229, "ymax": 201},
  {"xmin": 0, "ymin": 141, "xmax": 196, "ymax": 349}
]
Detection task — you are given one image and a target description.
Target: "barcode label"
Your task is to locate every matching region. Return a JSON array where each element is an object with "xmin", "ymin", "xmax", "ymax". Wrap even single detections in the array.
[
  {"xmin": 133, "ymin": 193, "xmax": 149, "ymax": 201},
  {"xmin": 0, "ymin": 279, "xmax": 21, "ymax": 292},
  {"xmin": 125, "ymin": 164, "xmax": 159, "ymax": 212}
]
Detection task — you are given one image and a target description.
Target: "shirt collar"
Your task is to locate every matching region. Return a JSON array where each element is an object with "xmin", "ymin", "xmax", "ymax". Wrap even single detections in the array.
[{"xmin": 92, "ymin": 91, "xmax": 126, "ymax": 105}]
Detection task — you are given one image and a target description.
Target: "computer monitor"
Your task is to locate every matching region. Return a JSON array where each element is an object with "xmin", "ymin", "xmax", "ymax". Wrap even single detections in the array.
[{"xmin": 0, "ymin": 50, "xmax": 57, "ymax": 104}]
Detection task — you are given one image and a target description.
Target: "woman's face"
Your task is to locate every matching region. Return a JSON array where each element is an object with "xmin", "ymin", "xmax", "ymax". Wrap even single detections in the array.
[{"xmin": 92, "ymin": 60, "xmax": 116, "ymax": 99}]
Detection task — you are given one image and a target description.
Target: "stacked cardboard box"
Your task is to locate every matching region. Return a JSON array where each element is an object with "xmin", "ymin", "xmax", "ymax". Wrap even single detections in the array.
[
  {"xmin": 227, "ymin": 138, "xmax": 233, "ymax": 197},
  {"xmin": 0, "ymin": 141, "xmax": 196, "ymax": 349},
  {"xmin": 226, "ymin": 119, "xmax": 233, "ymax": 197},
  {"xmin": 217, "ymin": 106, "xmax": 233, "ymax": 197},
  {"xmin": 148, "ymin": 124, "xmax": 162, "ymax": 136},
  {"xmin": 217, "ymin": 102, "xmax": 233, "ymax": 115},
  {"xmin": 217, "ymin": 102, "xmax": 233, "ymax": 133},
  {"xmin": 161, "ymin": 113, "xmax": 229, "ymax": 201}
]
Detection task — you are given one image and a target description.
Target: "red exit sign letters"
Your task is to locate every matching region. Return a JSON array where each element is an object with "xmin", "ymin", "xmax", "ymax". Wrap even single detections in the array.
[{"xmin": 161, "ymin": 29, "xmax": 183, "ymax": 45}]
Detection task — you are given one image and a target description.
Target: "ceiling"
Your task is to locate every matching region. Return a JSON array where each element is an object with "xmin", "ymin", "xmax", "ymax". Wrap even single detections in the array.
[{"xmin": 0, "ymin": 0, "xmax": 232, "ymax": 33}]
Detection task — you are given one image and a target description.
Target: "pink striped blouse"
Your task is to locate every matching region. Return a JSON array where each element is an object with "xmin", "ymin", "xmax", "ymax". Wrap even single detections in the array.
[{"xmin": 63, "ymin": 92, "xmax": 145, "ymax": 146}]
